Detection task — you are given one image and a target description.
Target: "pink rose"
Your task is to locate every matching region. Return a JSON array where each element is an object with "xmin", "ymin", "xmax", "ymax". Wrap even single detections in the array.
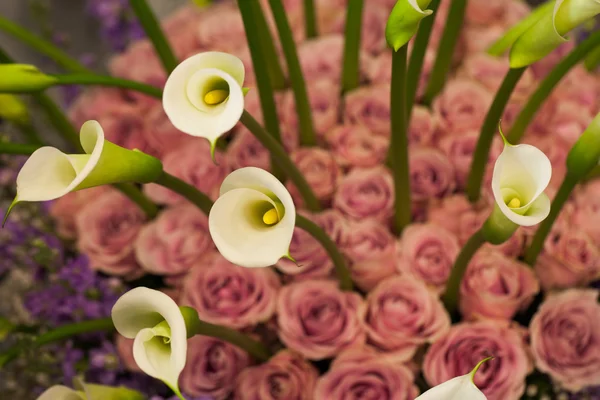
[
  {"xmin": 233, "ymin": 350, "xmax": 318, "ymax": 400},
  {"xmin": 314, "ymin": 347, "xmax": 419, "ymax": 400},
  {"xmin": 396, "ymin": 223, "xmax": 460, "ymax": 294},
  {"xmin": 547, "ymin": 101, "xmax": 594, "ymax": 146},
  {"xmin": 344, "ymin": 84, "xmax": 391, "ymax": 136},
  {"xmin": 423, "ymin": 321, "xmax": 532, "ymax": 400},
  {"xmin": 49, "ymin": 187, "xmax": 109, "ymax": 239},
  {"xmin": 161, "ymin": 5, "xmax": 204, "ymax": 59},
  {"xmin": 465, "ymin": 0, "xmax": 508, "ymax": 26},
  {"xmin": 502, "ymin": 0, "xmax": 530, "ymax": 27},
  {"xmin": 76, "ymin": 190, "xmax": 146, "ymax": 278},
  {"xmin": 409, "ymin": 147, "xmax": 456, "ymax": 201},
  {"xmin": 143, "ymin": 104, "xmax": 194, "ymax": 158},
  {"xmin": 365, "ymin": 276, "xmax": 451, "ymax": 359},
  {"xmin": 196, "ymin": 3, "xmax": 247, "ymax": 52},
  {"xmin": 552, "ymin": 66, "xmax": 600, "ymax": 112},
  {"xmin": 325, "ymin": 124, "xmax": 388, "ymax": 168},
  {"xmin": 428, "ymin": 195, "xmax": 487, "ymax": 244},
  {"xmin": 530, "ymin": 289, "xmax": 600, "ymax": 392},
  {"xmin": 286, "ymin": 147, "xmax": 341, "ymax": 205},
  {"xmin": 134, "ymin": 203, "xmax": 214, "ymax": 277},
  {"xmin": 525, "ymin": 136, "xmax": 568, "ymax": 190},
  {"xmin": 531, "ymin": 41, "xmax": 577, "ymax": 79},
  {"xmin": 144, "ymin": 140, "xmax": 230, "ymax": 204},
  {"xmin": 180, "ymin": 335, "xmax": 251, "ymax": 400},
  {"xmin": 226, "ymin": 130, "xmax": 271, "ymax": 171},
  {"xmin": 463, "ymin": 25, "xmax": 506, "ymax": 55},
  {"xmin": 333, "ymin": 166, "xmax": 394, "ymax": 222},
  {"xmin": 460, "ymin": 249, "xmax": 539, "ymax": 320},
  {"xmin": 408, "ymin": 105, "xmax": 439, "ymax": 146},
  {"xmin": 298, "ymin": 35, "xmax": 344, "ymax": 83},
  {"xmin": 357, "ymin": 5, "xmax": 387, "ymax": 55},
  {"xmin": 181, "ymin": 255, "xmax": 281, "ymax": 329},
  {"xmin": 115, "ymin": 334, "xmax": 139, "ymax": 372},
  {"xmin": 276, "ymin": 280, "xmax": 366, "ymax": 360},
  {"xmin": 433, "ymin": 78, "xmax": 493, "ymax": 135},
  {"xmin": 572, "ymin": 181, "xmax": 600, "ymax": 244},
  {"xmin": 365, "ymin": 51, "xmax": 392, "ymax": 85},
  {"xmin": 312, "ymin": 209, "xmax": 352, "ymax": 247}
]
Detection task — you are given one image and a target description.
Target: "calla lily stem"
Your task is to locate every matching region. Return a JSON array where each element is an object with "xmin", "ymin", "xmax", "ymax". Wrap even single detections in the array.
[
  {"xmin": 52, "ymin": 74, "xmax": 163, "ymax": 99},
  {"xmin": 113, "ymin": 182, "xmax": 159, "ymax": 218},
  {"xmin": 0, "ymin": 141, "xmax": 43, "ymax": 155},
  {"xmin": 253, "ymin": 1, "xmax": 287, "ymax": 90},
  {"xmin": 341, "ymin": 0, "xmax": 365, "ymax": 92},
  {"xmin": 304, "ymin": 0, "xmax": 318, "ymax": 38},
  {"xmin": 154, "ymin": 171, "xmax": 213, "ymax": 215}
]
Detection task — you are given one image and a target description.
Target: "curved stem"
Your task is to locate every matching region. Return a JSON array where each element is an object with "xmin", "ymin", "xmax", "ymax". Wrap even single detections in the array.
[
  {"xmin": 254, "ymin": 1, "xmax": 286, "ymax": 90},
  {"xmin": 196, "ymin": 319, "xmax": 272, "ymax": 361},
  {"xmin": 422, "ymin": 0, "xmax": 468, "ymax": 104},
  {"xmin": 341, "ymin": 0, "xmax": 365, "ymax": 92},
  {"xmin": 0, "ymin": 141, "xmax": 42, "ymax": 155},
  {"xmin": 295, "ymin": 215, "xmax": 353, "ymax": 291},
  {"xmin": 53, "ymin": 74, "xmax": 163, "ymax": 99},
  {"xmin": 240, "ymin": 110, "xmax": 321, "ymax": 212},
  {"xmin": 154, "ymin": 171, "xmax": 213, "ymax": 215},
  {"xmin": 18, "ymin": 123, "xmax": 44, "ymax": 145},
  {"xmin": 466, "ymin": 67, "xmax": 526, "ymax": 202},
  {"xmin": 390, "ymin": 46, "xmax": 411, "ymax": 235},
  {"xmin": 113, "ymin": 183, "xmax": 159, "ymax": 218},
  {"xmin": 268, "ymin": 0, "xmax": 316, "ymax": 145},
  {"xmin": 129, "ymin": 0, "xmax": 178, "ymax": 73},
  {"xmin": 507, "ymin": 30, "xmax": 600, "ymax": 143},
  {"xmin": 303, "ymin": 0, "xmax": 318, "ymax": 38},
  {"xmin": 442, "ymin": 229, "xmax": 486, "ymax": 314},
  {"xmin": 524, "ymin": 175, "xmax": 578, "ymax": 266},
  {"xmin": 585, "ymin": 164, "xmax": 600, "ymax": 181}
]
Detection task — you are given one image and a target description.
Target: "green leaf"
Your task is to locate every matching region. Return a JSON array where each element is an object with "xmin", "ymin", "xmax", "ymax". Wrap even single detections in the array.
[{"xmin": 385, "ymin": 0, "xmax": 433, "ymax": 51}]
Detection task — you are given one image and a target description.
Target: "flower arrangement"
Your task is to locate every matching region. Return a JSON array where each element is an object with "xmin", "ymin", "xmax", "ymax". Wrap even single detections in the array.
[{"xmin": 1, "ymin": 0, "xmax": 600, "ymax": 399}]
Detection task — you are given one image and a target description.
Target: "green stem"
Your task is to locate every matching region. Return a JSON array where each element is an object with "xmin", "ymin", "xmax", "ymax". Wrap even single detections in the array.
[
  {"xmin": 389, "ymin": 46, "xmax": 411, "ymax": 234},
  {"xmin": 53, "ymin": 74, "xmax": 163, "ymax": 99},
  {"xmin": 442, "ymin": 229, "xmax": 486, "ymax": 314},
  {"xmin": 295, "ymin": 215, "xmax": 353, "ymax": 291},
  {"xmin": 585, "ymin": 164, "xmax": 600, "ymax": 181},
  {"xmin": 406, "ymin": 0, "xmax": 441, "ymax": 118},
  {"xmin": 154, "ymin": 171, "xmax": 213, "ymax": 215},
  {"xmin": 466, "ymin": 67, "xmax": 526, "ymax": 202},
  {"xmin": 113, "ymin": 183, "xmax": 159, "ymax": 218},
  {"xmin": 240, "ymin": 110, "xmax": 321, "ymax": 212},
  {"xmin": 254, "ymin": 1, "xmax": 286, "ymax": 90},
  {"xmin": 195, "ymin": 319, "xmax": 272, "ymax": 361},
  {"xmin": 524, "ymin": 175, "xmax": 578, "ymax": 266},
  {"xmin": 0, "ymin": 15, "xmax": 90, "ymax": 73},
  {"xmin": 0, "ymin": 141, "xmax": 42, "ymax": 155},
  {"xmin": 269, "ymin": 0, "xmax": 317, "ymax": 145},
  {"xmin": 18, "ymin": 123, "xmax": 44, "ymax": 145},
  {"xmin": 422, "ymin": 0, "xmax": 468, "ymax": 104},
  {"xmin": 507, "ymin": 30, "xmax": 600, "ymax": 143},
  {"xmin": 341, "ymin": 0, "xmax": 365, "ymax": 92},
  {"xmin": 304, "ymin": 0, "xmax": 318, "ymax": 38},
  {"xmin": 129, "ymin": 0, "xmax": 178, "ymax": 73}
]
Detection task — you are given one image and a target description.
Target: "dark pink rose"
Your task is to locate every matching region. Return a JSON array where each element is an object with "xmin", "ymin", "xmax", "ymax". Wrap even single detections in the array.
[
  {"xmin": 333, "ymin": 166, "xmax": 394, "ymax": 222},
  {"xmin": 396, "ymin": 223, "xmax": 460, "ymax": 294},
  {"xmin": 226, "ymin": 130, "xmax": 271, "ymax": 171},
  {"xmin": 325, "ymin": 124, "xmax": 388, "ymax": 168},
  {"xmin": 460, "ymin": 249, "xmax": 539, "ymax": 320},
  {"xmin": 530, "ymin": 289, "xmax": 600, "ymax": 392},
  {"xmin": 134, "ymin": 203, "xmax": 213, "ymax": 277},
  {"xmin": 144, "ymin": 140, "xmax": 230, "ymax": 204},
  {"xmin": 344, "ymin": 84, "xmax": 391, "ymax": 136},
  {"xmin": 143, "ymin": 104, "xmax": 193, "ymax": 158},
  {"xmin": 409, "ymin": 147, "xmax": 456, "ymax": 201},
  {"xmin": 286, "ymin": 147, "xmax": 341, "ymax": 205},
  {"xmin": 233, "ymin": 350, "xmax": 318, "ymax": 400},
  {"xmin": 276, "ymin": 280, "xmax": 366, "ymax": 360},
  {"xmin": 314, "ymin": 347, "xmax": 419, "ymax": 400},
  {"xmin": 115, "ymin": 334, "xmax": 139, "ymax": 372},
  {"xmin": 180, "ymin": 335, "xmax": 251, "ymax": 400},
  {"xmin": 49, "ymin": 187, "xmax": 109, "ymax": 239},
  {"xmin": 196, "ymin": 3, "xmax": 246, "ymax": 52},
  {"xmin": 76, "ymin": 190, "xmax": 145, "ymax": 279},
  {"xmin": 181, "ymin": 255, "xmax": 281, "ymax": 329},
  {"xmin": 408, "ymin": 105, "xmax": 439, "ymax": 146},
  {"xmin": 423, "ymin": 321, "xmax": 532, "ymax": 400},
  {"xmin": 365, "ymin": 276, "xmax": 450, "ymax": 359}
]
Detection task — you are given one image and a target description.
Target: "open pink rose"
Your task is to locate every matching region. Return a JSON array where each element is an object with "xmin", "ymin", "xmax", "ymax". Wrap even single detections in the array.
[
  {"xmin": 460, "ymin": 249, "xmax": 539, "ymax": 320},
  {"xmin": 365, "ymin": 276, "xmax": 450, "ymax": 359},
  {"xmin": 409, "ymin": 105, "xmax": 439, "ymax": 146},
  {"xmin": 344, "ymin": 84, "xmax": 391, "ymax": 136},
  {"xmin": 325, "ymin": 124, "xmax": 388, "ymax": 169},
  {"xmin": 396, "ymin": 223, "xmax": 460, "ymax": 294},
  {"xmin": 423, "ymin": 321, "xmax": 532, "ymax": 400},
  {"xmin": 134, "ymin": 203, "xmax": 213, "ymax": 277},
  {"xmin": 76, "ymin": 190, "xmax": 146, "ymax": 279},
  {"xmin": 181, "ymin": 255, "xmax": 281, "ymax": 329},
  {"xmin": 49, "ymin": 187, "xmax": 109, "ymax": 239},
  {"xmin": 233, "ymin": 350, "xmax": 318, "ymax": 400},
  {"xmin": 276, "ymin": 280, "xmax": 366, "ymax": 360},
  {"xmin": 314, "ymin": 347, "xmax": 419, "ymax": 400},
  {"xmin": 180, "ymin": 335, "xmax": 251, "ymax": 400},
  {"xmin": 530, "ymin": 289, "xmax": 600, "ymax": 392},
  {"xmin": 226, "ymin": 130, "xmax": 271, "ymax": 171},
  {"xmin": 409, "ymin": 147, "xmax": 456, "ymax": 201},
  {"xmin": 286, "ymin": 148, "xmax": 341, "ymax": 205}
]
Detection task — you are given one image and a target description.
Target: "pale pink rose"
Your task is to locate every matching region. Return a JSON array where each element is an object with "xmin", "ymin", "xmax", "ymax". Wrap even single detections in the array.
[
  {"xmin": 460, "ymin": 249, "xmax": 539, "ymax": 320},
  {"xmin": 76, "ymin": 191, "xmax": 146, "ymax": 278},
  {"xmin": 143, "ymin": 104, "xmax": 194, "ymax": 158},
  {"xmin": 572, "ymin": 181, "xmax": 600, "ymax": 244},
  {"xmin": 233, "ymin": 350, "xmax": 318, "ymax": 400},
  {"xmin": 409, "ymin": 105, "xmax": 438, "ymax": 146},
  {"xmin": 524, "ymin": 136, "xmax": 568, "ymax": 190},
  {"xmin": 314, "ymin": 347, "xmax": 419, "ymax": 400},
  {"xmin": 502, "ymin": 1, "xmax": 531, "ymax": 27},
  {"xmin": 286, "ymin": 147, "xmax": 341, "ymax": 205},
  {"xmin": 226, "ymin": 130, "xmax": 271, "ymax": 171},
  {"xmin": 325, "ymin": 124, "xmax": 388, "ymax": 168},
  {"xmin": 344, "ymin": 84, "xmax": 391, "ymax": 136},
  {"xmin": 428, "ymin": 195, "xmax": 489, "ymax": 244},
  {"xmin": 134, "ymin": 203, "xmax": 213, "ymax": 277},
  {"xmin": 530, "ymin": 289, "xmax": 600, "ymax": 392},
  {"xmin": 423, "ymin": 321, "xmax": 532, "ymax": 400},
  {"xmin": 180, "ymin": 335, "xmax": 251, "ymax": 400},
  {"xmin": 365, "ymin": 51, "xmax": 391, "ymax": 84},
  {"xmin": 49, "ymin": 187, "xmax": 109, "ymax": 239},
  {"xmin": 433, "ymin": 79, "xmax": 493, "ymax": 135},
  {"xmin": 409, "ymin": 147, "xmax": 456, "ymax": 201},
  {"xmin": 463, "ymin": 25, "xmax": 506, "ymax": 55},
  {"xmin": 358, "ymin": 4, "xmax": 387, "ymax": 55},
  {"xmin": 312, "ymin": 209, "xmax": 352, "ymax": 247},
  {"xmin": 465, "ymin": 0, "xmax": 508, "ymax": 26},
  {"xmin": 144, "ymin": 140, "xmax": 229, "ymax": 204},
  {"xmin": 162, "ymin": 5, "xmax": 204, "ymax": 58},
  {"xmin": 547, "ymin": 101, "xmax": 594, "ymax": 146},
  {"xmin": 365, "ymin": 276, "xmax": 451, "ymax": 359},
  {"xmin": 276, "ymin": 280, "xmax": 366, "ymax": 360},
  {"xmin": 181, "ymin": 255, "xmax": 281, "ymax": 329},
  {"xmin": 196, "ymin": 3, "xmax": 247, "ymax": 52},
  {"xmin": 333, "ymin": 166, "xmax": 394, "ymax": 222},
  {"xmin": 115, "ymin": 334, "xmax": 139, "ymax": 372},
  {"xmin": 483, "ymin": 227, "xmax": 527, "ymax": 258},
  {"xmin": 396, "ymin": 223, "xmax": 460, "ymax": 294},
  {"xmin": 530, "ymin": 41, "xmax": 576, "ymax": 79},
  {"xmin": 298, "ymin": 35, "xmax": 344, "ymax": 83},
  {"xmin": 552, "ymin": 66, "xmax": 600, "ymax": 112}
]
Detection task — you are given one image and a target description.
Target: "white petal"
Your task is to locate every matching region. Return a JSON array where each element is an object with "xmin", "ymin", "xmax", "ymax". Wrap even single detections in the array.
[
  {"xmin": 36, "ymin": 386, "xmax": 83, "ymax": 400},
  {"xmin": 133, "ymin": 327, "xmax": 181, "ymax": 389},
  {"xmin": 416, "ymin": 375, "xmax": 487, "ymax": 400}
]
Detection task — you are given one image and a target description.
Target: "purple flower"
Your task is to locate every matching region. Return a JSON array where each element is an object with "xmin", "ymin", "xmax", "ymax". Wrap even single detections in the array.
[{"xmin": 86, "ymin": 0, "xmax": 144, "ymax": 52}]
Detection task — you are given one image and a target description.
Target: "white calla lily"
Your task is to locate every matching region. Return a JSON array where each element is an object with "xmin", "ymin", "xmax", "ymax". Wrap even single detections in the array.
[
  {"xmin": 162, "ymin": 51, "xmax": 245, "ymax": 155},
  {"xmin": 36, "ymin": 382, "xmax": 144, "ymax": 400},
  {"xmin": 37, "ymin": 386, "xmax": 83, "ymax": 400},
  {"xmin": 111, "ymin": 287, "xmax": 187, "ymax": 397},
  {"xmin": 416, "ymin": 357, "xmax": 492, "ymax": 400},
  {"xmin": 209, "ymin": 167, "xmax": 296, "ymax": 268}
]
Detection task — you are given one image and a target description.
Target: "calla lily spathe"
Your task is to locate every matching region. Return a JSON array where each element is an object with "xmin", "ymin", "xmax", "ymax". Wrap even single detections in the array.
[
  {"xmin": 162, "ymin": 51, "xmax": 245, "ymax": 155},
  {"xmin": 37, "ymin": 382, "xmax": 144, "ymax": 400},
  {"xmin": 385, "ymin": 0, "xmax": 433, "ymax": 51},
  {"xmin": 209, "ymin": 167, "xmax": 296, "ymax": 268},
  {"xmin": 416, "ymin": 358, "xmax": 492, "ymax": 400},
  {"xmin": 111, "ymin": 287, "xmax": 187, "ymax": 397}
]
